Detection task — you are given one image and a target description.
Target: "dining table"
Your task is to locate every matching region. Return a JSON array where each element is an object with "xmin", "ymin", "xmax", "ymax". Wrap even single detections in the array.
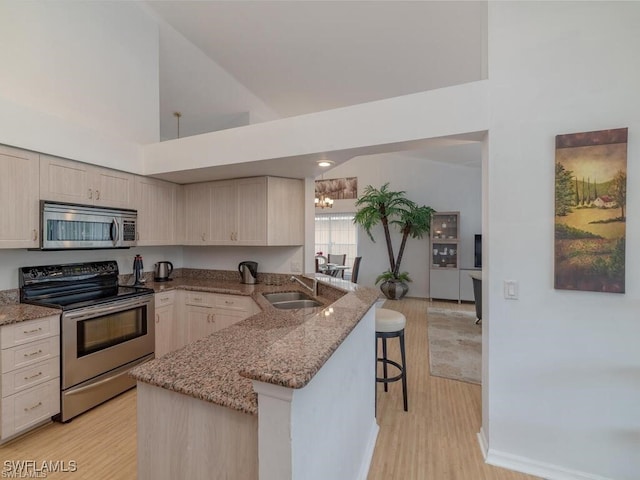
[{"xmin": 319, "ymin": 263, "xmax": 350, "ymax": 277}]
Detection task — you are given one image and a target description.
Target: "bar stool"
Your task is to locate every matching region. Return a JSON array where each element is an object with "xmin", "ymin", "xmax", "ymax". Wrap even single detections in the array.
[{"xmin": 375, "ymin": 308, "xmax": 408, "ymax": 411}]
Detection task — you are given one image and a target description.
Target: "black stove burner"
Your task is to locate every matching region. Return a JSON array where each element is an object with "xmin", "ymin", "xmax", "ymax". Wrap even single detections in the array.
[{"xmin": 19, "ymin": 260, "xmax": 153, "ymax": 311}]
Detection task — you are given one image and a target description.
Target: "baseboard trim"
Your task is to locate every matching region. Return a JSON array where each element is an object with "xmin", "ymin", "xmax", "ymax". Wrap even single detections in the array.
[
  {"xmin": 486, "ymin": 448, "xmax": 613, "ymax": 480},
  {"xmin": 356, "ymin": 421, "xmax": 380, "ymax": 480},
  {"xmin": 477, "ymin": 427, "xmax": 489, "ymax": 460}
]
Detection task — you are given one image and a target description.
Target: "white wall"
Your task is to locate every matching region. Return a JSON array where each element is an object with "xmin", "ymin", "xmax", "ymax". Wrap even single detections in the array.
[
  {"xmin": 484, "ymin": 3, "xmax": 640, "ymax": 480},
  {"xmin": 0, "ymin": 1, "xmax": 159, "ymax": 171},
  {"xmin": 323, "ymin": 152, "xmax": 481, "ymax": 298},
  {"xmin": 0, "ymin": 247, "xmax": 183, "ymax": 291},
  {"xmin": 157, "ymin": 20, "xmax": 279, "ymax": 141}
]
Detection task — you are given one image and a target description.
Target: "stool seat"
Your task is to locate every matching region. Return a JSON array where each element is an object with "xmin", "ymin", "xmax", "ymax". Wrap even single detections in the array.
[{"xmin": 375, "ymin": 308, "xmax": 406, "ymax": 333}]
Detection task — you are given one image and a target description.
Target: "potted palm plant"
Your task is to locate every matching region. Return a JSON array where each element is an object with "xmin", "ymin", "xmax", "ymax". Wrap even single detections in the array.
[{"xmin": 354, "ymin": 183, "xmax": 435, "ymax": 299}]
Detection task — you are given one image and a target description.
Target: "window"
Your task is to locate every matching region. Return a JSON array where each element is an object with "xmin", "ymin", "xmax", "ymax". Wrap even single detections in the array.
[{"xmin": 315, "ymin": 213, "xmax": 358, "ymax": 277}]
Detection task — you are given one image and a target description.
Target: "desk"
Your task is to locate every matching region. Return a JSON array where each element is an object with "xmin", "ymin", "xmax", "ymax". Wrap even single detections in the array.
[{"xmin": 319, "ymin": 263, "xmax": 350, "ymax": 277}]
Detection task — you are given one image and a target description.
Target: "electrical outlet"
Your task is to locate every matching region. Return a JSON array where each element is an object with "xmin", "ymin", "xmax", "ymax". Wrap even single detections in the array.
[{"xmin": 290, "ymin": 261, "xmax": 302, "ymax": 273}]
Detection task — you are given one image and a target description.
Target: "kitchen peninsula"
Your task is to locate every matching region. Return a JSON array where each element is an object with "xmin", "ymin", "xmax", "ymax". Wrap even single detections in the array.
[{"xmin": 131, "ymin": 273, "xmax": 380, "ymax": 480}]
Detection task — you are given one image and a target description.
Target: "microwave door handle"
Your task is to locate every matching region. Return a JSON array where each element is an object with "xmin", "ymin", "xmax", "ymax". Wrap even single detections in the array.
[{"xmin": 111, "ymin": 217, "xmax": 119, "ymax": 246}]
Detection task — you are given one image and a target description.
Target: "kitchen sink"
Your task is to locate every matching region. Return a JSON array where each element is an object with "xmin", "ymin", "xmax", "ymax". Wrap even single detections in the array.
[
  {"xmin": 270, "ymin": 299, "xmax": 323, "ymax": 310},
  {"xmin": 263, "ymin": 292, "xmax": 323, "ymax": 309}
]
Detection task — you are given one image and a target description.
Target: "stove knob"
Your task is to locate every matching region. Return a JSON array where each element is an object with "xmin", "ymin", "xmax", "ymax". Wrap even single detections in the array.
[{"xmin": 28, "ymin": 268, "xmax": 40, "ymax": 279}]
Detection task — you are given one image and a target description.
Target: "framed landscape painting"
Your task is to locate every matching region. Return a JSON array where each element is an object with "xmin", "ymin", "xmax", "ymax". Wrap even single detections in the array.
[{"xmin": 554, "ymin": 128, "xmax": 627, "ymax": 293}]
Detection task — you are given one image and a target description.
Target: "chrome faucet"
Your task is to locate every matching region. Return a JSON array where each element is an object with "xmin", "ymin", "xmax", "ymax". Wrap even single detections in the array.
[{"xmin": 290, "ymin": 275, "xmax": 318, "ymax": 296}]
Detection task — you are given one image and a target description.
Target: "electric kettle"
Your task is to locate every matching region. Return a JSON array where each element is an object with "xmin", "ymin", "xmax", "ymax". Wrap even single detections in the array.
[
  {"xmin": 154, "ymin": 261, "xmax": 173, "ymax": 282},
  {"xmin": 238, "ymin": 261, "xmax": 258, "ymax": 284}
]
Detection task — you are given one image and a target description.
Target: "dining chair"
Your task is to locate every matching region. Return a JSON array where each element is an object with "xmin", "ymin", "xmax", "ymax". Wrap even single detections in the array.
[
  {"xmin": 351, "ymin": 256, "xmax": 362, "ymax": 284},
  {"xmin": 315, "ymin": 255, "xmax": 327, "ymax": 273},
  {"xmin": 327, "ymin": 254, "xmax": 347, "ymax": 278}
]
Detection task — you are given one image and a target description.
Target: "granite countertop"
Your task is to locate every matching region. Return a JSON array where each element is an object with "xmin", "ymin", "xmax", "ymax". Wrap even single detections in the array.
[
  {"xmin": 130, "ymin": 274, "xmax": 379, "ymax": 415},
  {"xmin": 0, "ymin": 303, "xmax": 61, "ymax": 327}
]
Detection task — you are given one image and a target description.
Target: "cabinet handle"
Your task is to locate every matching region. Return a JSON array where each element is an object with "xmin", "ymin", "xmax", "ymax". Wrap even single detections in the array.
[
  {"xmin": 24, "ymin": 401, "xmax": 43, "ymax": 412},
  {"xmin": 23, "ymin": 327, "xmax": 42, "ymax": 334},
  {"xmin": 24, "ymin": 349, "xmax": 43, "ymax": 357},
  {"xmin": 193, "ymin": 296, "xmax": 202, "ymax": 302},
  {"xmin": 136, "ymin": 232, "xmax": 140, "ymax": 241},
  {"xmin": 96, "ymin": 190, "xmax": 100, "ymax": 200},
  {"xmin": 225, "ymin": 300, "xmax": 234, "ymax": 305},
  {"xmin": 88, "ymin": 188, "xmax": 93, "ymax": 199},
  {"xmin": 206, "ymin": 314, "xmax": 211, "ymax": 323},
  {"xmin": 201, "ymin": 233, "xmax": 206, "ymax": 242},
  {"xmin": 24, "ymin": 371, "xmax": 43, "ymax": 381},
  {"xmin": 155, "ymin": 313, "xmax": 160, "ymax": 324},
  {"xmin": 32, "ymin": 229, "xmax": 38, "ymax": 241}
]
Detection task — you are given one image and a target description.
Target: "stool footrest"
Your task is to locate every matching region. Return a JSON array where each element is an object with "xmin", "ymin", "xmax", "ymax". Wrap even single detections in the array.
[{"xmin": 376, "ymin": 358, "xmax": 404, "ymax": 384}]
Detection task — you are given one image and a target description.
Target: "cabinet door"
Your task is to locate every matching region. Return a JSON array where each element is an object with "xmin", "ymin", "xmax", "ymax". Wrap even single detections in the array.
[
  {"xmin": 186, "ymin": 305, "xmax": 217, "ymax": 343},
  {"xmin": 40, "ymin": 155, "xmax": 91, "ymax": 204},
  {"xmin": 136, "ymin": 176, "xmax": 177, "ymax": 245},
  {"xmin": 430, "ymin": 269, "xmax": 460, "ymax": 301},
  {"xmin": 236, "ymin": 177, "xmax": 267, "ymax": 245},
  {"xmin": 209, "ymin": 180, "xmax": 237, "ymax": 244},
  {"xmin": 92, "ymin": 166, "xmax": 135, "ymax": 209},
  {"xmin": 266, "ymin": 177, "xmax": 304, "ymax": 245},
  {"xmin": 154, "ymin": 304, "xmax": 174, "ymax": 358},
  {"xmin": 0, "ymin": 146, "xmax": 39, "ymax": 248},
  {"xmin": 184, "ymin": 183, "xmax": 211, "ymax": 244}
]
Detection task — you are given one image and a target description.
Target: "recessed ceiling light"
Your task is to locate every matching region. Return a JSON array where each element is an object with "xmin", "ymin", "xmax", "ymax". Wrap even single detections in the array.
[{"xmin": 317, "ymin": 160, "xmax": 334, "ymax": 167}]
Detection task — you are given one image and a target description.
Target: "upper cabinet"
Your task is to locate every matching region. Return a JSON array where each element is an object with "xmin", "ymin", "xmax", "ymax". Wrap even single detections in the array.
[
  {"xmin": 184, "ymin": 176, "xmax": 303, "ymax": 246},
  {"xmin": 135, "ymin": 176, "xmax": 180, "ymax": 246},
  {"xmin": 0, "ymin": 145, "xmax": 40, "ymax": 248},
  {"xmin": 40, "ymin": 155, "xmax": 135, "ymax": 209}
]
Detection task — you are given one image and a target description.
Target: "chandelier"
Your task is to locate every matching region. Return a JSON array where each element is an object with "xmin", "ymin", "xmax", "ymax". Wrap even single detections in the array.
[{"xmin": 315, "ymin": 194, "xmax": 334, "ymax": 209}]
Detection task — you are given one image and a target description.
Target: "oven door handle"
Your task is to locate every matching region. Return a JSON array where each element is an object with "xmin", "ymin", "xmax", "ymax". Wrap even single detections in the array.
[
  {"xmin": 111, "ymin": 217, "xmax": 120, "ymax": 246},
  {"xmin": 63, "ymin": 297, "xmax": 151, "ymax": 322}
]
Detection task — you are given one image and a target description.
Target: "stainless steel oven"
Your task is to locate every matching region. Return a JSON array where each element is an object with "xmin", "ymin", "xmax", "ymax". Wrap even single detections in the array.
[
  {"xmin": 20, "ymin": 261, "xmax": 154, "ymax": 422},
  {"xmin": 60, "ymin": 295, "xmax": 154, "ymax": 422}
]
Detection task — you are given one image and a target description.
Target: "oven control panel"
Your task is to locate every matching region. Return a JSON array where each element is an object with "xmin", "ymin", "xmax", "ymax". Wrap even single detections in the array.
[{"xmin": 20, "ymin": 261, "xmax": 119, "ymax": 285}]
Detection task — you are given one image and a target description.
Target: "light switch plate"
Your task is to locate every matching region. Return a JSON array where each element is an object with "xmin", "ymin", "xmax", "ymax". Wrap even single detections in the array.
[{"xmin": 504, "ymin": 280, "xmax": 519, "ymax": 300}]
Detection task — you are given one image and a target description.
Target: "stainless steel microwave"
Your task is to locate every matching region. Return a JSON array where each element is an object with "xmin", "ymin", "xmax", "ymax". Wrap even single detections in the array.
[{"xmin": 40, "ymin": 201, "xmax": 137, "ymax": 250}]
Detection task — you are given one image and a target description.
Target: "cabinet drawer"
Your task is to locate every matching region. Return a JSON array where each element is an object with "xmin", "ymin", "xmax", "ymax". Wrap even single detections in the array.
[
  {"xmin": 1, "ymin": 337, "xmax": 59, "ymax": 374},
  {"xmin": 155, "ymin": 291, "xmax": 176, "ymax": 307},
  {"xmin": 1, "ymin": 378, "xmax": 60, "ymax": 440},
  {"xmin": 1, "ymin": 316, "xmax": 60, "ymax": 349},
  {"xmin": 213, "ymin": 294, "xmax": 255, "ymax": 313},
  {"xmin": 184, "ymin": 292, "xmax": 214, "ymax": 307},
  {"xmin": 2, "ymin": 357, "xmax": 60, "ymax": 398}
]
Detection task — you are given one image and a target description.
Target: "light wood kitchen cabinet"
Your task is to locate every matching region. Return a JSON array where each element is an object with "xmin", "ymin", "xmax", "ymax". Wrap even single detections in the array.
[
  {"xmin": 184, "ymin": 176, "xmax": 304, "ymax": 246},
  {"xmin": 183, "ymin": 291, "xmax": 258, "ymax": 344},
  {"xmin": 154, "ymin": 291, "xmax": 183, "ymax": 358},
  {"xmin": 184, "ymin": 183, "xmax": 211, "ymax": 244},
  {"xmin": 136, "ymin": 176, "xmax": 180, "ymax": 245},
  {"xmin": 40, "ymin": 155, "xmax": 135, "ymax": 209},
  {"xmin": 0, "ymin": 315, "xmax": 60, "ymax": 443},
  {"xmin": 0, "ymin": 145, "xmax": 40, "ymax": 248}
]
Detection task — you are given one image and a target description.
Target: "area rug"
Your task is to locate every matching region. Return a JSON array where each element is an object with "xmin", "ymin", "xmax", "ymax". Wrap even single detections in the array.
[{"xmin": 427, "ymin": 308, "xmax": 481, "ymax": 384}]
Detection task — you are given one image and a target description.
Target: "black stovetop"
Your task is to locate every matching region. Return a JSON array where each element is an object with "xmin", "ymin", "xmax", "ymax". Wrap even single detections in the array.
[{"xmin": 19, "ymin": 260, "xmax": 153, "ymax": 311}]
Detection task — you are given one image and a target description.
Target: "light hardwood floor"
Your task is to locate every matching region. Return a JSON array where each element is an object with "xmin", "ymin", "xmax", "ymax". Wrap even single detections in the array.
[{"xmin": 0, "ymin": 298, "xmax": 539, "ymax": 480}]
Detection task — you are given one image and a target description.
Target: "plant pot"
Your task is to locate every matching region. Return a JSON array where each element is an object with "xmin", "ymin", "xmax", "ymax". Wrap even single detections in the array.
[{"xmin": 380, "ymin": 280, "xmax": 409, "ymax": 300}]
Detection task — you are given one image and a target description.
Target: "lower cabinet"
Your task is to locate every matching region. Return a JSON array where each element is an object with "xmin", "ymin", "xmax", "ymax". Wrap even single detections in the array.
[
  {"xmin": 154, "ymin": 291, "xmax": 185, "ymax": 358},
  {"xmin": 0, "ymin": 315, "xmax": 60, "ymax": 442},
  {"xmin": 156, "ymin": 290, "xmax": 259, "ymax": 354}
]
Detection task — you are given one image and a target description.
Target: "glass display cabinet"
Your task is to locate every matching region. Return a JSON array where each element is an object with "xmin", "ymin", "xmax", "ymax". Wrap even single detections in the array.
[{"xmin": 430, "ymin": 212, "xmax": 460, "ymax": 300}]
